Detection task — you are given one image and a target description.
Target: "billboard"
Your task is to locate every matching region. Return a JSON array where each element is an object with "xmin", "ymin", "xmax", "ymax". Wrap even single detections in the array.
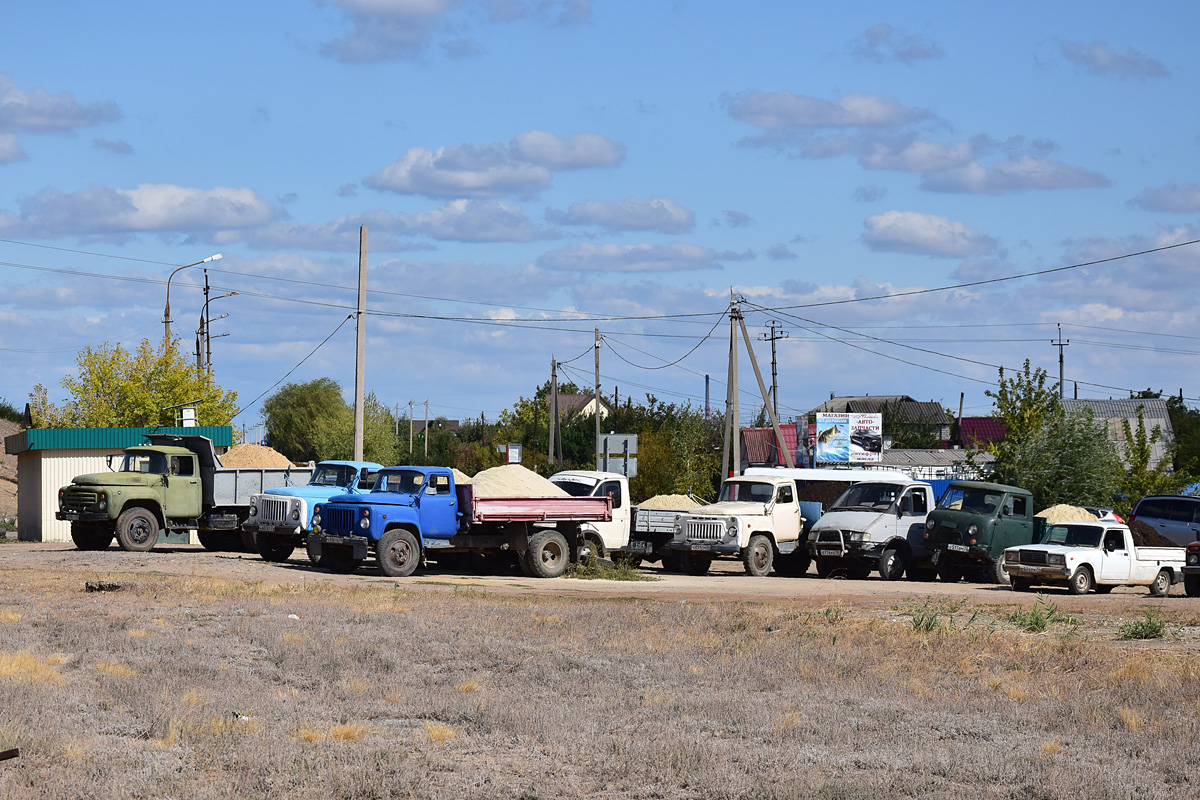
[{"xmin": 814, "ymin": 413, "xmax": 882, "ymax": 463}]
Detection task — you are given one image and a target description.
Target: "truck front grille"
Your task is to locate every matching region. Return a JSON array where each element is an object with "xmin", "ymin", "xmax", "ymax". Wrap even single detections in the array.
[
  {"xmin": 258, "ymin": 497, "xmax": 290, "ymax": 524},
  {"xmin": 323, "ymin": 507, "xmax": 357, "ymax": 536},
  {"xmin": 61, "ymin": 487, "xmax": 99, "ymax": 511},
  {"xmin": 817, "ymin": 530, "xmax": 842, "ymax": 543},
  {"xmin": 685, "ymin": 520, "xmax": 724, "ymax": 542}
]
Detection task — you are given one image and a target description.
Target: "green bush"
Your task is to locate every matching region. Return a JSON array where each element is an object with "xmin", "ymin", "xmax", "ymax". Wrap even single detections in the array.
[{"xmin": 1117, "ymin": 610, "xmax": 1167, "ymax": 640}]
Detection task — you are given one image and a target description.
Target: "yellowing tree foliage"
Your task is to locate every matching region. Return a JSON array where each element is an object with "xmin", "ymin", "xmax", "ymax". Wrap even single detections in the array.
[{"xmin": 29, "ymin": 338, "xmax": 238, "ymax": 429}]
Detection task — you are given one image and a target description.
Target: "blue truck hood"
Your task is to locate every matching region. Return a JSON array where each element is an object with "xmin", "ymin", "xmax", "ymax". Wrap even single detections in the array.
[
  {"xmin": 326, "ymin": 492, "xmax": 417, "ymax": 508},
  {"xmin": 265, "ymin": 484, "xmax": 361, "ymax": 499}
]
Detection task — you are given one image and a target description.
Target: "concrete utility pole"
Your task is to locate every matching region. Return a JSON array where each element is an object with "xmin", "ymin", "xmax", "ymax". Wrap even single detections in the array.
[
  {"xmin": 758, "ymin": 320, "xmax": 788, "ymax": 419},
  {"xmin": 1052, "ymin": 323, "xmax": 1070, "ymax": 400},
  {"xmin": 594, "ymin": 328, "xmax": 601, "ymax": 469},
  {"xmin": 353, "ymin": 226, "xmax": 367, "ymax": 461},
  {"xmin": 737, "ymin": 314, "xmax": 794, "ymax": 469},
  {"xmin": 548, "ymin": 357, "xmax": 558, "ymax": 465},
  {"xmin": 424, "ymin": 400, "xmax": 429, "ymax": 459},
  {"xmin": 409, "ymin": 400, "xmax": 414, "ymax": 457},
  {"xmin": 722, "ymin": 294, "xmax": 741, "ymax": 478}
]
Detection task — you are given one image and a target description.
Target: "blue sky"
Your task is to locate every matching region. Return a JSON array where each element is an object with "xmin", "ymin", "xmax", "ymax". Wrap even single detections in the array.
[{"xmin": 2, "ymin": 0, "xmax": 1198, "ymax": 435}]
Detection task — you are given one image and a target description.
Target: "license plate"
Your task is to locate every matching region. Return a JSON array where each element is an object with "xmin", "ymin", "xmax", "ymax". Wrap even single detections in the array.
[
  {"xmin": 690, "ymin": 543, "xmax": 712, "ymax": 551},
  {"xmin": 948, "ymin": 544, "xmax": 969, "ymax": 552},
  {"xmin": 819, "ymin": 549, "xmax": 841, "ymax": 557},
  {"xmin": 628, "ymin": 540, "xmax": 653, "ymax": 554}
]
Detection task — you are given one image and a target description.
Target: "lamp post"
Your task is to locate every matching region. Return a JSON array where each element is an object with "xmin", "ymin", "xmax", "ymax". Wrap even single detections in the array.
[{"xmin": 163, "ymin": 253, "xmax": 222, "ymax": 342}]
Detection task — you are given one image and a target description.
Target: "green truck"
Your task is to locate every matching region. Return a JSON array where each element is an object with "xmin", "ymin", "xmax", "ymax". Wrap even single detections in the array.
[
  {"xmin": 55, "ymin": 434, "xmax": 312, "ymax": 552},
  {"xmin": 922, "ymin": 480, "xmax": 1042, "ymax": 585}
]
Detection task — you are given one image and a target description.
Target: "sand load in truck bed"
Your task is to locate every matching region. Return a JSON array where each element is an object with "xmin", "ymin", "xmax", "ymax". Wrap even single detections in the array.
[
  {"xmin": 218, "ymin": 443, "xmax": 295, "ymax": 468},
  {"xmin": 638, "ymin": 494, "xmax": 702, "ymax": 510},
  {"xmin": 469, "ymin": 464, "xmax": 568, "ymax": 498},
  {"xmin": 1035, "ymin": 505, "xmax": 1099, "ymax": 525}
]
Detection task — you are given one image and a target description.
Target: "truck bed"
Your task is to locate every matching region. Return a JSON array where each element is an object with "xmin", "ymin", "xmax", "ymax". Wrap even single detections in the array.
[
  {"xmin": 463, "ymin": 489, "xmax": 612, "ymax": 524},
  {"xmin": 211, "ymin": 466, "xmax": 314, "ymax": 506},
  {"xmin": 634, "ymin": 507, "xmax": 679, "ymax": 534}
]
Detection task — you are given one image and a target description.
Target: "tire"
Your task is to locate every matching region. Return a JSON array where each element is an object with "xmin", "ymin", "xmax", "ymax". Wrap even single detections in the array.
[
  {"xmin": 742, "ymin": 534, "xmax": 774, "ymax": 577},
  {"xmin": 774, "ymin": 551, "xmax": 811, "ymax": 577},
  {"xmin": 580, "ymin": 535, "xmax": 606, "ymax": 563},
  {"xmin": 878, "ymin": 548, "xmax": 907, "ymax": 581},
  {"xmin": 71, "ymin": 522, "xmax": 113, "ymax": 551},
  {"xmin": 198, "ymin": 531, "xmax": 239, "ymax": 551},
  {"xmin": 1185, "ymin": 574, "xmax": 1200, "ymax": 598},
  {"xmin": 377, "ymin": 529, "xmax": 421, "ymax": 578},
  {"xmin": 937, "ymin": 562, "xmax": 964, "ymax": 584},
  {"xmin": 240, "ymin": 529, "xmax": 257, "ymax": 553},
  {"xmin": 660, "ymin": 551, "xmax": 684, "ymax": 573},
  {"xmin": 524, "ymin": 530, "xmax": 570, "ymax": 579},
  {"xmin": 682, "ymin": 553, "xmax": 712, "ymax": 576},
  {"xmin": 257, "ymin": 534, "xmax": 295, "ymax": 563},
  {"xmin": 324, "ymin": 549, "xmax": 362, "ymax": 575},
  {"xmin": 814, "ymin": 557, "xmax": 836, "ymax": 579},
  {"xmin": 989, "ymin": 557, "xmax": 1011, "ymax": 586},
  {"xmin": 115, "ymin": 508, "xmax": 159, "ymax": 552},
  {"xmin": 1149, "ymin": 569, "xmax": 1171, "ymax": 598},
  {"xmin": 1011, "ymin": 577, "xmax": 1032, "ymax": 592},
  {"xmin": 305, "ymin": 537, "xmax": 329, "ymax": 567},
  {"xmin": 846, "ymin": 565, "xmax": 872, "ymax": 581},
  {"xmin": 1067, "ymin": 566, "xmax": 1093, "ymax": 595}
]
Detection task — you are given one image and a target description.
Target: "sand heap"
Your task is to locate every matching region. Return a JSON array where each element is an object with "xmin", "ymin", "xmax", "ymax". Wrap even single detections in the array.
[
  {"xmin": 1036, "ymin": 505, "xmax": 1099, "ymax": 525},
  {"xmin": 639, "ymin": 494, "xmax": 701, "ymax": 510},
  {"xmin": 219, "ymin": 443, "xmax": 295, "ymax": 469},
  {"xmin": 451, "ymin": 468, "xmax": 473, "ymax": 485},
  {"xmin": 470, "ymin": 464, "xmax": 568, "ymax": 498}
]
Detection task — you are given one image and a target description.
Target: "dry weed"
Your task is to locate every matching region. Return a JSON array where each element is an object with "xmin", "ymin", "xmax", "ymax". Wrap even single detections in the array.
[
  {"xmin": 0, "ymin": 650, "xmax": 61, "ymax": 683},
  {"xmin": 424, "ymin": 722, "xmax": 456, "ymax": 743},
  {"xmin": 329, "ymin": 723, "xmax": 369, "ymax": 742}
]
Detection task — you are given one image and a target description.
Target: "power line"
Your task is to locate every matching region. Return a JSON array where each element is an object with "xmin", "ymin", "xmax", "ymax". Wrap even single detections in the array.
[{"xmin": 231, "ymin": 314, "xmax": 355, "ymax": 420}]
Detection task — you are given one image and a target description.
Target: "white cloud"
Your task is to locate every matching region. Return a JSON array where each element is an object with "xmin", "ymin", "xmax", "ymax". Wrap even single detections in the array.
[
  {"xmin": 920, "ymin": 156, "xmax": 1110, "ymax": 194},
  {"xmin": 1060, "ymin": 40, "xmax": 1168, "ymax": 78},
  {"xmin": 366, "ymin": 131, "xmax": 624, "ymax": 199},
  {"xmin": 0, "ymin": 133, "xmax": 26, "ymax": 164},
  {"xmin": 1129, "ymin": 184, "xmax": 1200, "ymax": 213},
  {"xmin": 409, "ymin": 199, "xmax": 552, "ymax": 241},
  {"xmin": 0, "ymin": 184, "xmax": 279, "ymax": 238},
  {"xmin": 537, "ymin": 242, "xmax": 725, "ymax": 273},
  {"xmin": 0, "ymin": 73, "xmax": 121, "ymax": 133},
  {"xmin": 852, "ymin": 24, "xmax": 944, "ymax": 64},
  {"xmin": 723, "ymin": 90, "xmax": 930, "ymax": 134},
  {"xmin": 546, "ymin": 196, "xmax": 693, "ymax": 233},
  {"xmin": 860, "ymin": 138, "xmax": 975, "ymax": 172},
  {"xmin": 861, "ymin": 211, "xmax": 997, "ymax": 258}
]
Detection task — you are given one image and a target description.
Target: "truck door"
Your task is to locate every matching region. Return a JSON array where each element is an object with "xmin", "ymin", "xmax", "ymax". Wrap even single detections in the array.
[
  {"xmin": 588, "ymin": 479, "xmax": 629, "ymax": 549},
  {"xmin": 771, "ymin": 483, "xmax": 802, "ymax": 543},
  {"xmin": 1099, "ymin": 528, "xmax": 1131, "ymax": 582},
  {"xmin": 166, "ymin": 455, "xmax": 202, "ymax": 519},
  {"xmin": 900, "ymin": 487, "xmax": 930, "ymax": 550},
  {"xmin": 992, "ymin": 494, "xmax": 1034, "ymax": 555},
  {"xmin": 418, "ymin": 472, "xmax": 459, "ymax": 539}
]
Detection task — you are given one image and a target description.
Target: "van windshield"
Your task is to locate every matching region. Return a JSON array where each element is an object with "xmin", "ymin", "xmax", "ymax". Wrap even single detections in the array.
[
  {"xmin": 831, "ymin": 482, "xmax": 900, "ymax": 511},
  {"xmin": 936, "ymin": 487, "xmax": 1003, "ymax": 515}
]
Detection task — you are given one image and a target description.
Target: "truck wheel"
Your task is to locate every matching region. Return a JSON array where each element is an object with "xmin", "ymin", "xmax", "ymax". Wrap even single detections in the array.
[
  {"xmin": 115, "ymin": 508, "xmax": 159, "ymax": 552},
  {"xmin": 847, "ymin": 564, "xmax": 871, "ymax": 581},
  {"xmin": 524, "ymin": 530, "xmax": 570, "ymax": 578},
  {"xmin": 814, "ymin": 557, "xmax": 836, "ymax": 579},
  {"xmin": 1149, "ymin": 569, "xmax": 1171, "ymax": 598},
  {"xmin": 258, "ymin": 534, "xmax": 296, "ymax": 563},
  {"xmin": 1067, "ymin": 566, "xmax": 1093, "ymax": 595},
  {"xmin": 1011, "ymin": 577, "xmax": 1032, "ymax": 592},
  {"xmin": 937, "ymin": 562, "xmax": 964, "ymax": 584},
  {"xmin": 581, "ymin": 534, "xmax": 606, "ymax": 563},
  {"xmin": 878, "ymin": 548, "xmax": 906, "ymax": 581},
  {"xmin": 377, "ymin": 529, "xmax": 421, "ymax": 578},
  {"xmin": 774, "ymin": 551, "xmax": 811, "ymax": 577},
  {"xmin": 682, "ymin": 553, "xmax": 712, "ymax": 576},
  {"xmin": 660, "ymin": 552, "xmax": 683, "ymax": 573},
  {"xmin": 989, "ymin": 558, "xmax": 1011, "ymax": 586},
  {"xmin": 71, "ymin": 522, "xmax": 113, "ymax": 551},
  {"xmin": 240, "ymin": 529, "xmax": 257, "ymax": 553},
  {"xmin": 742, "ymin": 534, "xmax": 774, "ymax": 577},
  {"xmin": 1185, "ymin": 574, "xmax": 1200, "ymax": 598},
  {"xmin": 305, "ymin": 538, "xmax": 329, "ymax": 567},
  {"xmin": 325, "ymin": 549, "xmax": 362, "ymax": 575}
]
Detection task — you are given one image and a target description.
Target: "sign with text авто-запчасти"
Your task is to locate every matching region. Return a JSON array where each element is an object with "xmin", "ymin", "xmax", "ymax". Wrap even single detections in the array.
[{"xmin": 815, "ymin": 413, "xmax": 881, "ymax": 463}]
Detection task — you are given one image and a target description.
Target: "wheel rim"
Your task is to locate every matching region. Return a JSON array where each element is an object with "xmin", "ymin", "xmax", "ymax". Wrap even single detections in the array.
[
  {"xmin": 540, "ymin": 539, "xmax": 564, "ymax": 568},
  {"xmin": 752, "ymin": 543, "xmax": 770, "ymax": 572},
  {"xmin": 129, "ymin": 517, "xmax": 153, "ymax": 545},
  {"xmin": 388, "ymin": 539, "xmax": 414, "ymax": 569}
]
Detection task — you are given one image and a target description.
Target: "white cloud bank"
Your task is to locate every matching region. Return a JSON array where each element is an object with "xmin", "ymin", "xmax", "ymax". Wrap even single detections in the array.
[{"xmin": 861, "ymin": 210, "xmax": 997, "ymax": 258}]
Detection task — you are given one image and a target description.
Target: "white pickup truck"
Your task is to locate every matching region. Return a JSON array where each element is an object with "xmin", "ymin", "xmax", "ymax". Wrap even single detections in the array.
[
  {"xmin": 665, "ymin": 473, "xmax": 804, "ymax": 576},
  {"xmin": 1003, "ymin": 522, "xmax": 1185, "ymax": 596}
]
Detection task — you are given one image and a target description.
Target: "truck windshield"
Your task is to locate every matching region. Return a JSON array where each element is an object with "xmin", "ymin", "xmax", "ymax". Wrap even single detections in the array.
[
  {"xmin": 719, "ymin": 481, "xmax": 775, "ymax": 503},
  {"xmin": 375, "ymin": 470, "xmax": 427, "ymax": 495},
  {"xmin": 936, "ymin": 487, "xmax": 1003, "ymax": 515},
  {"xmin": 831, "ymin": 483, "xmax": 899, "ymax": 511},
  {"xmin": 1041, "ymin": 524, "xmax": 1103, "ymax": 548},
  {"xmin": 118, "ymin": 452, "xmax": 168, "ymax": 475},
  {"xmin": 550, "ymin": 477, "xmax": 599, "ymax": 497},
  {"xmin": 310, "ymin": 464, "xmax": 356, "ymax": 487}
]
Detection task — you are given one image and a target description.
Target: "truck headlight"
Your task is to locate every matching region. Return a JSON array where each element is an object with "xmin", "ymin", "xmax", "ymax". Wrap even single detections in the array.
[
  {"xmin": 1047, "ymin": 553, "xmax": 1066, "ymax": 566},
  {"xmin": 925, "ymin": 519, "xmax": 935, "ymax": 532},
  {"xmin": 292, "ymin": 509, "xmax": 301, "ymax": 521},
  {"xmin": 359, "ymin": 517, "xmax": 370, "ymax": 530},
  {"xmin": 967, "ymin": 524, "xmax": 978, "ymax": 537},
  {"xmin": 726, "ymin": 525, "xmax": 737, "ymax": 538},
  {"xmin": 312, "ymin": 509, "xmax": 321, "ymax": 526},
  {"xmin": 249, "ymin": 505, "xmax": 257, "ymax": 517},
  {"xmin": 1188, "ymin": 552, "xmax": 1200, "ymax": 566},
  {"xmin": 97, "ymin": 492, "xmax": 107, "ymax": 511}
]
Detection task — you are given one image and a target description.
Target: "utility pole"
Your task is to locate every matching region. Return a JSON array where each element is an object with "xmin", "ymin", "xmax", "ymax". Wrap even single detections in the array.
[
  {"xmin": 353, "ymin": 226, "xmax": 367, "ymax": 461},
  {"xmin": 1052, "ymin": 323, "xmax": 1070, "ymax": 400},
  {"xmin": 758, "ymin": 320, "xmax": 788, "ymax": 419},
  {"xmin": 424, "ymin": 399, "xmax": 429, "ymax": 459},
  {"xmin": 408, "ymin": 400, "xmax": 414, "ymax": 457},
  {"xmin": 722, "ymin": 294, "xmax": 740, "ymax": 478},
  {"xmin": 594, "ymin": 328, "xmax": 601, "ymax": 469},
  {"xmin": 549, "ymin": 357, "xmax": 558, "ymax": 465},
  {"xmin": 737, "ymin": 314, "xmax": 794, "ymax": 469}
]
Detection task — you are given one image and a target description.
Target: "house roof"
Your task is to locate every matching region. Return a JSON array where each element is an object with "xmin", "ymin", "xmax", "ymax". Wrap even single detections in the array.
[
  {"xmin": 875, "ymin": 449, "xmax": 995, "ymax": 467},
  {"xmin": 741, "ymin": 425, "xmax": 799, "ymax": 465},
  {"xmin": 810, "ymin": 396, "xmax": 949, "ymax": 425},
  {"xmin": 1062, "ymin": 398, "xmax": 1175, "ymax": 469},
  {"xmin": 546, "ymin": 394, "xmax": 614, "ymax": 416},
  {"xmin": 959, "ymin": 417, "xmax": 1007, "ymax": 447}
]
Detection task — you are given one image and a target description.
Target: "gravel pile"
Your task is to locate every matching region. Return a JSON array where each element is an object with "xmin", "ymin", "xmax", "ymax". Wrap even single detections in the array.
[
  {"xmin": 638, "ymin": 494, "xmax": 701, "ymax": 510},
  {"xmin": 470, "ymin": 464, "xmax": 568, "ymax": 498},
  {"xmin": 1036, "ymin": 504, "xmax": 1098, "ymax": 525}
]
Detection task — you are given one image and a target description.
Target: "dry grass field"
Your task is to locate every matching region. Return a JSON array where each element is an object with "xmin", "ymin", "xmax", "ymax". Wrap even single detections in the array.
[{"xmin": 1, "ymin": 544, "xmax": 1199, "ymax": 799}]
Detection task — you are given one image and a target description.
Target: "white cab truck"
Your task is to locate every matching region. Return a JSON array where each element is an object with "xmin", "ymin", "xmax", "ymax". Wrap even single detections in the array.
[
  {"xmin": 1003, "ymin": 522, "xmax": 1185, "ymax": 596},
  {"xmin": 806, "ymin": 479, "xmax": 936, "ymax": 581},
  {"xmin": 549, "ymin": 471, "xmax": 686, "ymax": 569},
  {"xmin": 665, "ymin": 473, "xmax": 804, "ymax": 576}
]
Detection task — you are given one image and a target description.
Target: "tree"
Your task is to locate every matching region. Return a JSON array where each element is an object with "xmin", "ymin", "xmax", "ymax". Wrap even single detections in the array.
[
  {"xmin": 985, "ymin": 361, "xmax": 1121, "ymax": 511},
  {"xmin": 1117, "ymin": 405, "xmax": 1188, "ymax": 515},
  {"xmin": 29, "ymin": 338, "xmax": 237, "ymax": 429},
  {"xmin": 262, "ymin": 378, "xmax": 349, "ymax": 462}
]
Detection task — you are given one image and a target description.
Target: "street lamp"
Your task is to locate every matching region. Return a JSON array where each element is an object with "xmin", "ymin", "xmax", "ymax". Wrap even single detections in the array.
[
  {"xmin": 197, "ymin": 289, "xmax": 238, "ymax": 375},
  {"xmin": 163, "ymin": 253, "xmax": 222, "ymax": 342}
]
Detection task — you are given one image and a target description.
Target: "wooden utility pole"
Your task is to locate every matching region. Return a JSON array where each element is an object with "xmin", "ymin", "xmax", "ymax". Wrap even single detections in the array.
[{"xmin": 353, "ymin": 226, "xmax": 367, "ymax": 461}]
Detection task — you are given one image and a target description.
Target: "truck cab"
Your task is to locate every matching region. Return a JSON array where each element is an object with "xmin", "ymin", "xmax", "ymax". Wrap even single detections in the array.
[
  {"xmin": 807, "ymin": 479, "xmax": 934, "ymax": 581},
  {"xmin": 924, "ymin": 481, "xmax": 1038, "ymax": 584},
  {"xmin": 666, "ymin": 474, "xmax": 803, "ymax": 576},
  {"xmin": 548, "ymin": 471, "xmax": 632, "ymax": 558}
]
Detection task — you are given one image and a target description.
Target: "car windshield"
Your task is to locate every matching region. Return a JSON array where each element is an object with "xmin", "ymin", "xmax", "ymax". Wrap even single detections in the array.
[
  {"xmin": 831, "ymin": 482, "xmax": 899, "ymax": 511},
  {"xmin": 1041, "ymin": 524, "xmax": 1103, "ymax": 548},
  {"xmin": 310, "ymin": 464, "xmax": 356, "ymax": 487},
  {"xmin": 118, "ymin": 452, "xmax": 168, "ymax": 475},
  {"xmin": 936, "ymin": 487, "xmax": 1002, "ymax": 514},
  {"xmin": 549, "ymin": 477, "xmax": 599, "ymax": 497},
  {"xmin": 375, "ymin": 470, "xmax": 427, "ymax": 495},
  {"xmin": 718, "ymin": 480, "xmax": 775, "ymax": 503}
]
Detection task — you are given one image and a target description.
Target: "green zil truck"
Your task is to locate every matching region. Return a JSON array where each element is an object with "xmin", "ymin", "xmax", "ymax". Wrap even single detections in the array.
[{"xmin": 55, "ymin": 434, "xmax": 312, "ymax": 552}]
